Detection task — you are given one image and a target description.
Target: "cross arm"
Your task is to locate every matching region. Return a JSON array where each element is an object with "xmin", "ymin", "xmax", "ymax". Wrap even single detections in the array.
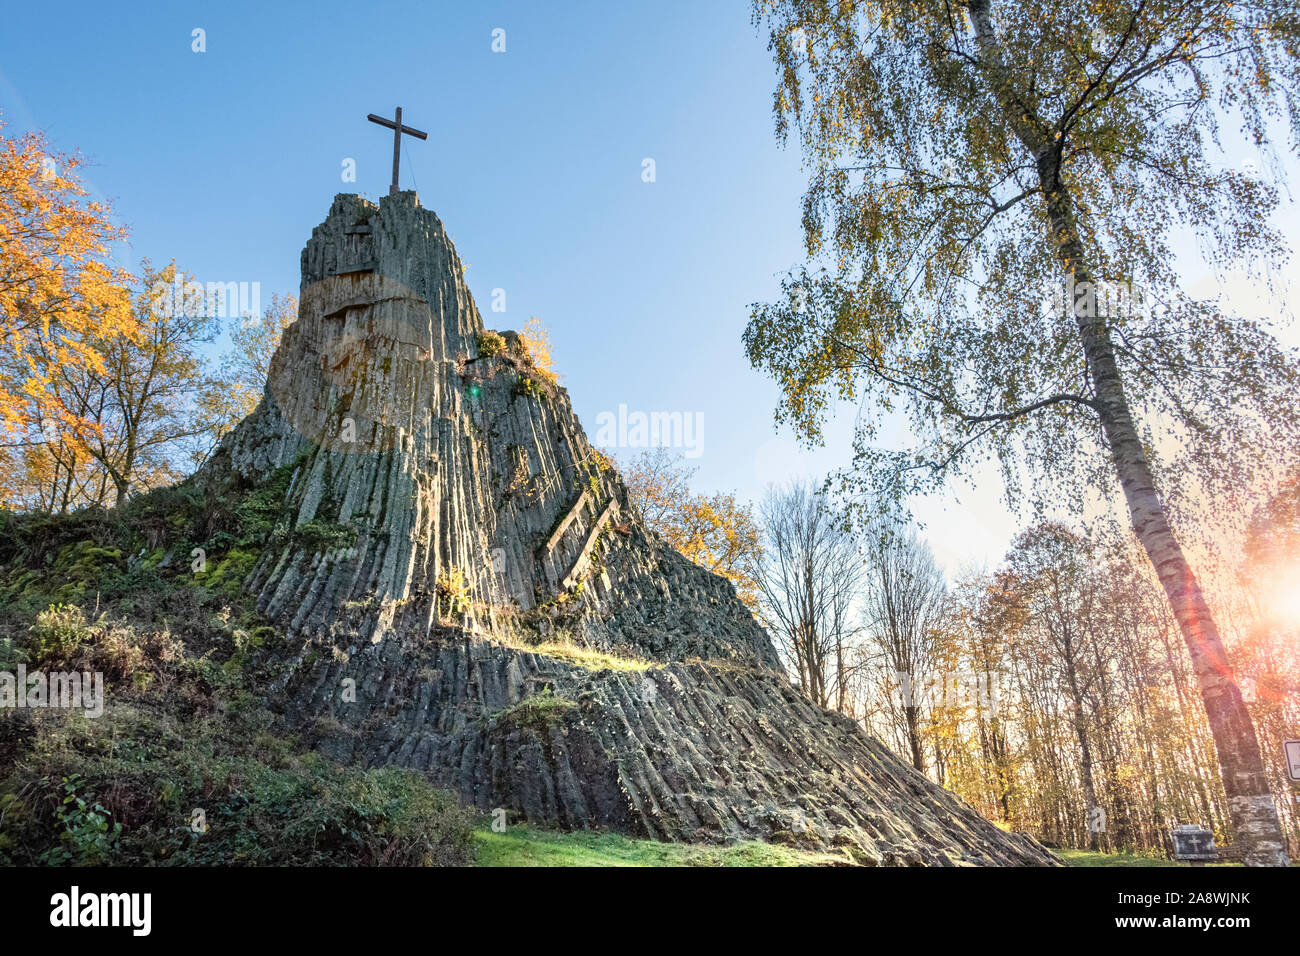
[{"xmin": 366, "ymin": 114, "xmax": 428, "ymax": 140}]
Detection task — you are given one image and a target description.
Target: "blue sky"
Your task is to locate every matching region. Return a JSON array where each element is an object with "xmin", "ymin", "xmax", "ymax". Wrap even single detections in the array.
[{"xmin": 3, "ymin": 0, "xmax": 1296, "ymax": 572}]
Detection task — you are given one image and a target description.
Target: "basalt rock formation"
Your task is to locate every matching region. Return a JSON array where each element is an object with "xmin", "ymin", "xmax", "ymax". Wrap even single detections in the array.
[{"xmin": 199, "ymin": 191, "xmax": 1055, "ymax": 865}]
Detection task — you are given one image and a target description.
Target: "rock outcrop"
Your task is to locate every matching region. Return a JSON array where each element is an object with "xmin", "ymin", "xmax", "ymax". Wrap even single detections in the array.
[{"xmin": 200, "ymin": 191, "xmax": 1055, "ymax": 865}]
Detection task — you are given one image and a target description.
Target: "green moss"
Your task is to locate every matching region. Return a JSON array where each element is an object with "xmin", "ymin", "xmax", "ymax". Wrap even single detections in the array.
[
  {"xmin": 0, "ymin": 540, "xmax": 125, "ymax": 610},
  {"xmin": 0, "ymin": 568, "xmax": 48, "ymax": 616},
  {"xmin": 127, "ymin": 484, "xmax": 209, "ymax": 542},
  {"xmin": 216, "ymin": 621, "xmax": 282, "ymax": 677},
  {"xmin": 201, "ymin": 547, "xmax": 261, "ymax": 594},
  {"xmin": 0, "ymin": 508, "xmax": 118, "ymax": 572},
  {"xmin": 233, "ymin": 458, "xmax": 301, "ymax": 544},
  {"xmin": 139, "ymin": 548, "xmax": 166, "ymax": 570}
]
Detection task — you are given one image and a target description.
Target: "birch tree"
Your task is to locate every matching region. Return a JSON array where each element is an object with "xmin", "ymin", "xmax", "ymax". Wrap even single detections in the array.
[{"xmin": 746, "ymin": 0, "xmax": 1299, "ymax": 864}]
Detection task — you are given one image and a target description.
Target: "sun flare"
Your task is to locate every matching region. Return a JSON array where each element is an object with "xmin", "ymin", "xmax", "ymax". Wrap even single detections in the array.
[{"xmin": 1262, "ymin": 566, "xmax": 1300, "ymax": 627}]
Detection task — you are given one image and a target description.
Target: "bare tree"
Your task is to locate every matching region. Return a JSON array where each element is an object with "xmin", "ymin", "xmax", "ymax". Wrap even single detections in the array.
[
  {"xmin": 861, "ymin": 527, "xmax": 948, "ymax": 773},
  {"xmin": 755, "ymin": 480, "xmax": 864, "ymax": 710},
  {"xmin": 1007, "ymin": 523, "xmax": 1111, "ymax": 851}
]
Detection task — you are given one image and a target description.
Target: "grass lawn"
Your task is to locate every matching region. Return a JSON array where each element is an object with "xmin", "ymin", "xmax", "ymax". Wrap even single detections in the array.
[
  {"xmin": 474, "ymin": 827, "xmax": 1243, "ymax": 867},
  {"xmin": 473, "ymin": 825, "xmax": 850, "ymax": 867},
  {"xmin": 1059, "ymin": 849, "xmax": 1236, "ymax": 867}
]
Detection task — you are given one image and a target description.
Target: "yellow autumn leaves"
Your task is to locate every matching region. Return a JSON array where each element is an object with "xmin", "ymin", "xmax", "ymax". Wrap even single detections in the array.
[
  {"xmin": 0, "ymin": 119, "xmax": 296, "ymax": 510},
  {"xmin": 0, "ymin": 120, "xmax": 133, "ymax": 438}
]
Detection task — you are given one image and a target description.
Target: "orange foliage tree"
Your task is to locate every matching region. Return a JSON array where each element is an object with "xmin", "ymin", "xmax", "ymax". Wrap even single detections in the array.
[
  {"xmin": 0, "ymin": 119, "xmax": 133, "ymax": 506},
  {"xmin": 519, "ymin": 316, "xmax": 559, "ymax": 385},
  {"xmin": 620, "ymin": 449, "xmax": 762, "ymax": 608}
]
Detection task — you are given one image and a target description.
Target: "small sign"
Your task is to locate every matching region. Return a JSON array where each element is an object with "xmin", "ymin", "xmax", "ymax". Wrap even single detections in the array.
[
  {"xmin": 1285, "ymin": 740, "xmax": 1300, "ymax": 782},
  {"xmin": 1170, "ymin": 824, "xmax": 1218, "ymax": 863}
]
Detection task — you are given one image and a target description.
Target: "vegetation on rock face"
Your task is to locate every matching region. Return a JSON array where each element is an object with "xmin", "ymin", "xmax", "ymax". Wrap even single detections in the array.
[
  {"xmin": 488, "ymin": 688, "xmax": 577, "ymax": 734},
  {"xmin": 472, "ymin": 322, "xmax": 559, "ymax": 402},
  {"xmin": 517, "ymin": 317, "xmax": 559, "ymax": 387},
  {"xmin": 291, "ymin": 518, "xmax": 357, "ymax": 554},
  {"xmin": 434, "ymin": 566, "xmax": 471, "ymax": 620},
  {"xmin": 511, "ymin": 372, "xmax": 546, "ymax": 401},
  {"xmin": 476, "ymin": 330, "xmax": 506, "ymax": 358},
  {"xmin": 469, "ymin": 319, "xmax": 563, "ymax": 402},
  {"xmin": 496, "ymin": 619, "xmax": 654, "ymax": 672},
  {"xmin": 232, "ymin": 456, "xmax": 301, "ymax": 543}
]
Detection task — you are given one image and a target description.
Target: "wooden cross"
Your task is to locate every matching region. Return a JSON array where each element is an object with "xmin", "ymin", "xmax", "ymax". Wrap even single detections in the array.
[{"xmin": 366, "ymin": 107, "xmax": 428, "ymax": 195}]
